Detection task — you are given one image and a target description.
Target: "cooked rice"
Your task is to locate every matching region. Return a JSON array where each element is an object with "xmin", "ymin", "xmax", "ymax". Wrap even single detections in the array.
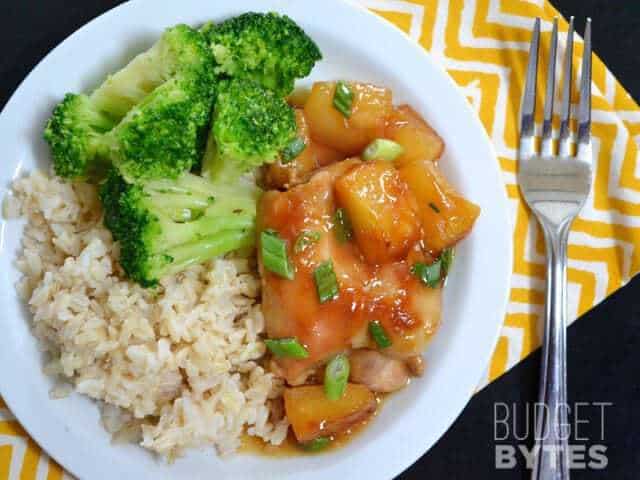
[{"xmin": 6, "ymin": 169, "xmax": 288, "ymax": 457}]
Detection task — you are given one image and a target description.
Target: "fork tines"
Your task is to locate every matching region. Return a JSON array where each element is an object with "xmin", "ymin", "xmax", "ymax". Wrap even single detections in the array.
[{"xmin": 520, "ymin": 16, "xmax": 592, "ymax": 161}]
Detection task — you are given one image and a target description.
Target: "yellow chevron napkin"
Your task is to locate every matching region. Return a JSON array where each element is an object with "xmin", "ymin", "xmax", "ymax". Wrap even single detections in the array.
[{"xmin": 2, "ymin": 1, "xmax": 640, "ymax": 477}]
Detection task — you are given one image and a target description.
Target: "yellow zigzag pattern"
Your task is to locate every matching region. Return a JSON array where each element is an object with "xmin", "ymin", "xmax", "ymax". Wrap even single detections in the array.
[{"xmin": 2, "ymin": 0, "xmax": 639, "ymax": 475}]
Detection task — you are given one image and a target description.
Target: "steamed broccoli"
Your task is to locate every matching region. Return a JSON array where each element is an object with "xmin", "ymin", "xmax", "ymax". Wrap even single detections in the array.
[
  {"xmin": 100, "ymin": 170, "xmax": 260, "ymax": 287},
  {"xmin": 90, "ymin": 24, "xmax": 213, "ymax": 122},
  {"xmin": 44, "ymin": 24, "xmax": 215, "ymax": 182},
  {"xmin": 201, "ymin": 78, "xmax": 297, "ymax": 183},
  {"xmin": 203, "ymin": 12, "xmax": 322, "ymax": 95},
  {"xmin": 43, "ymin": 94, "xmax": 117, "ymax": 179}
]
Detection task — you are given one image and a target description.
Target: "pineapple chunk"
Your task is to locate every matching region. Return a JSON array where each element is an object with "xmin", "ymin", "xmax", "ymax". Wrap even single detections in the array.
[
  {"xmin": 399, "ymin": 161, "xmax": 480, "ymax": 253},
  {"xmin": 335, "ymin": 161, "xmax": 421, "ymax": 264},
  {"xmin": 385, "ymin": 105, "xmax": 444, "ymax": 167},
  {"xmin": 304, "ymin": 82, "xmax": 392, "ymax": 155},
  {"xmin": 284, "ymin": 384, "xmax": 376, "ymax": 442}
]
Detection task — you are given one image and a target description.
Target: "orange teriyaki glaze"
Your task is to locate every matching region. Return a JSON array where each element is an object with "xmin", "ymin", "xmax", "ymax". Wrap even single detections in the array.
[
  {"xmin": 240, "ymin": 395, "xmax": 385, "ymax": 456},
  {"xmin": 258, "ymin": 160, "xmax": 442, "ymax": 386}
]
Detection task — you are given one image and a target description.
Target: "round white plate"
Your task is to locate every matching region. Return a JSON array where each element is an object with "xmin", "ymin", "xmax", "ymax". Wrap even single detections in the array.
[{"xmin": 0, "ymin": 1, "xmax": 512, "ymax": 479}]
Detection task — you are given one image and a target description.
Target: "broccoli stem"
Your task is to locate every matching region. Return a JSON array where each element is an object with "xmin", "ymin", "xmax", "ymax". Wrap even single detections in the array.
[
  {"xmin": 146, "ymin": 172, "xmax": 259, "ymax": 200},
  {"xmin": 201, "ymin": 152, "xmax": 246, "ymax": 184},
  {"xmin": 155, "ymin": 213, "xmax": 254, "ymax": 250},
  {"xmin": 153, "ymin": 228, "xmax": 256, "ymax": 278},
  {"xmin": 147, "ymin": 187, "xmax": 257, "ymax": 224},
  {"xmin": 200, "ymin": 131, "xmax": 244, "ymax": 183}
]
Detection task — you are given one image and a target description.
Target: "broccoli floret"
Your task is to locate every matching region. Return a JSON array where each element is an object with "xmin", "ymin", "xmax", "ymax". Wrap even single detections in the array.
[
  {"xmin": 100, "ymin": 170, "xmax": 260, "ymax": 287},
  {"xmin": 46, "ymin": 74, "xmax": 213, "ymax": 182},
  {"xmin": 201, "ymin": 78, "xmax": 296, "ymax": 183},
  {"xmin": 203, "ymin": 12, "xmax": 322, "ymax": 95},
  {"xmin": 43, "ymin": 94, "xmax": 116, "ymax": 179},
  {"xmin": 91, "ymin": 24, "xmax": 213, "ymax": 121},
  {"xmin": 44, "ymin": 24, "xmax": 215, "ymax": 182},
  {"xmin": 104, "ymin": 74, "xmax": 213, "ymax": 181}
]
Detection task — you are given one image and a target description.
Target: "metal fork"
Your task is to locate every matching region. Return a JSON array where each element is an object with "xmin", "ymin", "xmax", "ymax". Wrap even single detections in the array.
[{"xmin": 519, "ymin": 17, "xmax": 593, "ymax": 480}]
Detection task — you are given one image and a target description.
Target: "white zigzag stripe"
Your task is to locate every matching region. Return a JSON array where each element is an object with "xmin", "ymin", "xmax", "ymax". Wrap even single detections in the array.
[
  {"xmin": 507, "ymin": 193, "xmax": 519, "ymax": 227},
  {"xmin": 599, "ymin": 113, "xmax": 640, "ymax": 202},
  {"xmin": 523, "ymin": 214, "xmax": 545, "ymax": 264},
  {"xmin": 36, "ymin": 454, "xmax": 50, "ymax": 480},
  {"xmin": 439, "ymin": 58, "xmax": 512, "ymax": 154},
  {"xmin": 501, "ymin": 325, "xmax": 524, "ymax": 369},
  {"xmin": 566, "ymin": 281, "xmax": 581, "ymax": 324},
  {"xmin": 511, "ymin": 273, "xmax": 545, "ymax": 291},
  {"xmin": 507, "ymin": 302, "xmax": 543, "ymax": 316},
  {"xmin": 605, "ymin": 69, "xmax": 616, "ymax": 105},
  {"xmin": 460, "ymin": 1, "xmax": 530, "ymax": 51},
  {"xmin": 487, "ymin": 0, "xmax": 548, "ymax": 30},
  {"xmin": 429, "ymin": 0, "xmax": 449, "ymax": 59},
  {"xmin": 617, "ymin": 110, "xmax": 640, "ymax": 122},
  {"xmin": 583, "ymin": 139, "xmax": 640, "ymax": 228},
  {"xmin": 0, "ymin": 435, "xmax": 27, "ymax": 480},
  {"xmin": 569, "ymin": 231, "xmax": 634, "ymax": 280},
  {"xmin": 522, "ymin": 215, "xmax": 611, "ymax": 316},
  {"xmin": 458, "ymin": 79, "xmax": 483, "ymax": 112},
  {"xmin": 568, "ymin": 258, "xmax": 608, "ymax": 315},
  {"xmin": 356, "ymin": 0, "xmax": 425, "ymax": 41}
]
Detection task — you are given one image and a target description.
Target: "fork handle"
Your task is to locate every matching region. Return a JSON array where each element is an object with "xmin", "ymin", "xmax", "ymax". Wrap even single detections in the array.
[{"xmin": 531, "ymin": 221, "xmax": 571, "ymax": 480}]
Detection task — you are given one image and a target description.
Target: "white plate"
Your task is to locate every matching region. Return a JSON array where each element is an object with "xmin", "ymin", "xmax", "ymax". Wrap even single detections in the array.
[{"xmin": 0, "ymin": 1, "xmax": 512, "ymax": 478}]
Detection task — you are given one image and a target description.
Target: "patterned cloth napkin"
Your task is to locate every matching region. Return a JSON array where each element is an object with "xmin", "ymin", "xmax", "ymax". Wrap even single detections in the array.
[{"xmin": 2, "ymin": 1, "xmax": 639, "ymax": 477}]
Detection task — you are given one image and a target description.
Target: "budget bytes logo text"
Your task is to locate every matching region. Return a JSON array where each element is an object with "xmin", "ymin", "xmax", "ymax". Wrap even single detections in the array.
[{"xmin": 494, "ymin": 402, "xmax": 611, "ymax": 470}]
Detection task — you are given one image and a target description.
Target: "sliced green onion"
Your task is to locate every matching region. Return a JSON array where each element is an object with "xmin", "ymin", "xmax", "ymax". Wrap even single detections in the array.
[
  {"xmin": 333, "ymin": 208, "xmax": 353, "ymax": 243},
  {"xmin": 281, "ymin": 137, "xmax": 307, "ymax": 164},
  {"xmin": 261, "ymin": 230, "xmax": 294, "ymax": 280},
  {"xmin": 300, "ymin": 437, "xmax": 332, "ymax": 452},
  {"xmin": 362, "ymin": 139, "xmax": 405, "ymax": 161},
  {"xmin": 324, "ymin": 354, "xmax": 350, "ymax": 400},
  {"xmin": 294, "ymin": 230, "xmax": 321, "ymax": 254},
  {"xmin": 428, "ymin": 202, "xmax": 440, "ymax": 213},
  {"xmin": 411, "ymin": 260, "xmax": 442, "ymax": 288},
  {"xmin": 314, "ymin": 260, "xmax": 339, "ymax": 303},
  {"xmin": 265, "ymin": 337, "xmax": 309, "ymax": 358},
  {"xmin": 441, "ymin": 248, "xmax": 455, "ymax": 274},
  {"xmin": 412, "ymin": 249, "xmax": 454, "ymax": 288},
  {"xmin": 368, "ymin": 320, "xmax": 392, "ymax": 349},
  {"xmin": 333, "ymin": 81, "xmax": 354, "ymax": 118}
]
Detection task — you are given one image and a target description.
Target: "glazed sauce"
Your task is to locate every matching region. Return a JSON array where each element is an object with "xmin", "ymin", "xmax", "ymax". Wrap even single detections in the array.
[
  {"xmin": 259, "ymin": 161, "xmax": 442, "ymax": 385},
  {"xmin": 240, "ymin": 395, "xmax": 385, "ymax": 457}
]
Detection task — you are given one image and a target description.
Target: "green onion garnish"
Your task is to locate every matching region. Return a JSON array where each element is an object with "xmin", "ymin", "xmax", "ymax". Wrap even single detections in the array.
[
  {"xmin": 281, "ymin": 137, "xmax": 307, "ymax": 164},
  {"xmin": 300, "ymin": 437, "xmax": 332, "ymax": 452},
  {"xmin": 428, "ymin": 202, "xmax": 440, "ymax": 213},
  {"xmin": 333, "ymin": 81, "xmax": 354, "ymax": 118},
  {"xmin": 362, "ymin": 139, "xmax": 405, "ymax": 161},
  {"xmin": 324, "ymin": 354, "xmax": 350, "ymax": 400},
  {"xmin": 441, "ymin": 248, "xmax": 455, "ymax": 274},
  {"xmin": 333, "ymin": 208, "xmax": 353, "ymax": 243},
  {"xmin": 411, "ymin": 260, "xmax": 442, "ymax": 288},
  {"xmin": 261, "ymin": 230, "xmax": 294, "ymax": 280},
  {"xmin": 314, "ymin": 260, "xmax": 339, "ymax": 303},
  {"xmin": 368, "ymin": 320, "xmax": 392, "ymax": 348},
  {"xmin": 412, "ymin": 249, "xmax": 454, "ymax": 287},
  {"xmin": 265, "ymin": 337, "xmax": 309, "ymax": 358},
  {"xmin": 294, "ymin": 230, "xmax": 321, "ymax": 254}
]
